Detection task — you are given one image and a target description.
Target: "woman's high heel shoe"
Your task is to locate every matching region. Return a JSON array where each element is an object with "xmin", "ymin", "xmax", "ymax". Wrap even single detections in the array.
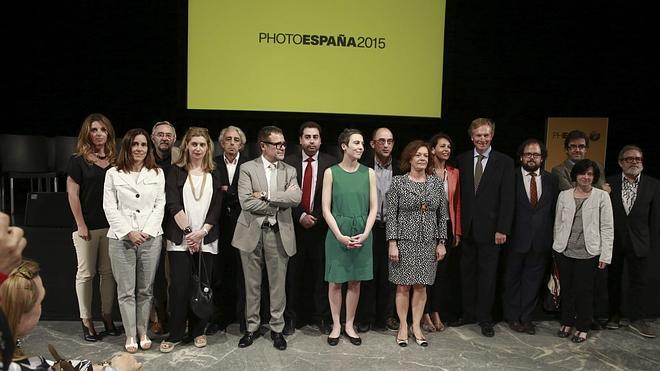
[
  {"xmin": 140, "ymin": 335, "xmax": 152, "ymax": 350},
  {"xmin": 102, "ymin": 317, "xmax": 121, "ymax": 336},
  {"xmin": 125, "ymin": 337, "xmax": 138, "ymax": 353},
  {"xmin": 81, "ymin": 320, "xmax": 98, "ymax": 342}
]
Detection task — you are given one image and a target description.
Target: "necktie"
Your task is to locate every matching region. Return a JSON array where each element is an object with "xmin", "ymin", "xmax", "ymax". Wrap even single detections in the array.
[
  {"xmin": 268, "ymin": 164, "xmax": 277, "ymax": 224},
  {"xmin": 529, "ymin": 172, "xmax": 538, "ymax": 208},
  {"xmin": 474, "ymin": 154, "xmax": 484, "ymax": 193},
  {"xmin": 301, "ymin": 157, "xmax": 314, "ymax": 213}
]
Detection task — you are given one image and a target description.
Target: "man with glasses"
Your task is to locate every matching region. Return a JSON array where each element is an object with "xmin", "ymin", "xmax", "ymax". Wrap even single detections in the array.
[
  {"xmin": 551, "ymin": 129, "xmax": 610, "ymax": 330},
  {"xmin": 232, "ymin": 126, "xmax": 301, "ymax": 350},
  {"xmin": 552, "ymin": 130, "xmax": 608, "ymax": 192},
  {"xmin": 151, "ymin": 121, "xmax": 180, "ymax": 173},
  {"xmin": 606, "ymin": 145, "xmax": 659, "ymax": 338},
  {"xmin": 357, "ymin": 127, "xmax": 401, "ymax": 333},
  {"xmin": 503, "ymin": 139, "xmax": 558, "ymax": 335},
  {"xmin": 148, "ymin": 120, "xmax": 179, "ymax": 335}
]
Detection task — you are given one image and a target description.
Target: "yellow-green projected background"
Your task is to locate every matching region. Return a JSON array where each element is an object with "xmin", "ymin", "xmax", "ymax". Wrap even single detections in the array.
[{"xmin": 188, "ymin": 0, "xmax": 446, "ymax": 118}]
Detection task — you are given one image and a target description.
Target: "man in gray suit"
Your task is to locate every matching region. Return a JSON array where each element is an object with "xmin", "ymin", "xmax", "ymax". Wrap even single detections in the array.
[
  {"xmin": 232, "ymin": 126, "xmax": 301, "ymax": 350},
  {"xmin": 551, "ymin": 130, "xmax": 609, "ymax": 192}
]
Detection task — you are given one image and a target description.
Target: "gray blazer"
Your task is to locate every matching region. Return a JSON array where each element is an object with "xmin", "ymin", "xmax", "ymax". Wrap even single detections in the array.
[{"xmin": 232, "ymin": 157, "xmax": 301, "ymax": 256}]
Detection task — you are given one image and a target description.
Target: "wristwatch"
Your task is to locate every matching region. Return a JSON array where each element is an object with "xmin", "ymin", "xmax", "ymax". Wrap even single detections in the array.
[
  {"xmin": 260, "ymin": 191, "xmax": 267, "ymax": 201},
  {"xmin": 438, "ymin": 239, "xmax": 447, "ymax": 245},
  {"xmin": 183, "ymin": 226, "xmax": 193, "ymax": 235}
]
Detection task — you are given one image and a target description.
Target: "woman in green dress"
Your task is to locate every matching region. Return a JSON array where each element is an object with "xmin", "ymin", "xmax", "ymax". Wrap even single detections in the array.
[{"xmin": 322, "ymin": 128, "xmax": 377, "ymax": 346}]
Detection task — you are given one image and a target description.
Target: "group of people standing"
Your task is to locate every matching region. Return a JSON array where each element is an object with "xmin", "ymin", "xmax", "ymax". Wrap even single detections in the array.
[{"xmin": 63, "ymin": 114, "xmax": 657, "ymax": 356}]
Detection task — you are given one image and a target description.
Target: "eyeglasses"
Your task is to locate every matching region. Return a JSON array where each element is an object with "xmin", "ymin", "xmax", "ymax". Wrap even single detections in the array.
[
  {"xmin": 155, "ymin": 133, "xmax": 173, "ymax": 139},
  {"xmin": 374, "ymin": 138, "xmax": 394, "ymax": 146},
  {"xmin": 622, "ymin": 156, "xmax": 643, "ymax": 163},
  {"xmin": 568, "ymin": 144, "xmax": 587, "ymax": 150},
  {"xmin": 262, "ymin": 141, "xmax": 287, "ymax": 149},
  {"xmin": 523, "ymin": 153, "xmax": 543, "ymax": 159}
]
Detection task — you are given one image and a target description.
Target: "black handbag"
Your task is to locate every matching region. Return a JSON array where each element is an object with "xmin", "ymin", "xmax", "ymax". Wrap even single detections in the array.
[
  {"xmin": 189, "ymin": 251, "xmax": 214, "ymax": 319},
  {"xmin": 542, "ymin": 257, "xmax": 561, "ymax": 312}
]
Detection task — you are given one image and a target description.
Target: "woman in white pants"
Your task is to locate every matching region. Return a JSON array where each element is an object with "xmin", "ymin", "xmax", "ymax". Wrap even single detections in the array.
[{"xmin": 103, "ymin": 128, "xmax": 165, "ymax": 353}]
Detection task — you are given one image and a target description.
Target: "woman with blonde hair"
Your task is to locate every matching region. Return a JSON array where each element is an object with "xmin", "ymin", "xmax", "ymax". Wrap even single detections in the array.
[
  {"xmin": 66, "ymin": 113, "xmax": 120, "ymax": 342},
  {"xmin": 103, "ymin": 128, "xmax": 165, "ymax": 353},
  {"xmin": 0, "ymin": 260, "xmax": 142, "ymax": 370},
  {"xmin": 160, "ymin": 127, "xmax": 223, "ymax": 352}
]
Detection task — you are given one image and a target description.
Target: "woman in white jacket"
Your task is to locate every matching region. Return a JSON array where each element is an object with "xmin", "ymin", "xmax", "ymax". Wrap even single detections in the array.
[
  {"xmin": 103, "ymin": 128, "xmax": 165, "ymax": 353},
  {"xmin": 552, "ymin": 159, "xmax": 613, "ymax": 343}
]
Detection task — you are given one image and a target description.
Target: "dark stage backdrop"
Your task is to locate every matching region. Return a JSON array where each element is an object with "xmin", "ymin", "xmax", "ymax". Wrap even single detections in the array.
[{"xmin": 4, "ymin": 1, "xmax": 660, "ymax": 319}]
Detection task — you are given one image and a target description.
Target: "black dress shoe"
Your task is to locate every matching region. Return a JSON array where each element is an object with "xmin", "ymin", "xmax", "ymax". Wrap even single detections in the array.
[
  {"xmin": 480, "ymin": 324, "xmax": 495, "ymax": 337},
  {"xmin": 327, "ymin": 335, "xmax": 340, "ymax": 346},
  {"xmin": 238, "ymin": 331, "xmax": 260, "ymax": 348},
  {"xmin": 271, "ymin": 331, "xmax": 287, "ymax": 350},
  {"xmin": 102, "ymin": 318, "xmax": 121, "ymax": 337},
  {"xmin": 206, "ymin": 323, "xmax": 224, "ymax": 335},
  {"xmin": 356, "ymin": 322, "xmax": 371, "ymax": 333},
  {"xmin": 345, "ymin": 333, "xmax": 362, "ymax": 346},
  {"xmin": 81, "ymin": 321, "xmax": 98, "ymax": 342},
  {"xmin": 590, "ymin": 320, "xmax": 603, "ymax": 331},
  {"xmin": 448, "ymin": 318, "xmax": 475, "ymax": 327},
  {"xmin": 283, "ymin": 320, "xmax": 296, "ymax": 336},
  {"xmin": 317, "ymin": 320, "xmax": 331, "ymax": 335},
  {"xmin": 508, "ymin": 321, "xmax": 525, "ymax": 333},
  {"xmin": 522, "ymin": 322, "xmax": 536, "ymax": 335}
]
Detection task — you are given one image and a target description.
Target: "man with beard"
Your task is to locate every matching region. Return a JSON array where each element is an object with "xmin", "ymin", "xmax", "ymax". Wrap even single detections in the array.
[
  {"xmin": 606, "ymin": 145, "xmax": 659, "ymax": 338},
  {"xmin": 148, "ymin": 120, "xmax": 180, "ymax": 334},
  {"xmin": 151, "ymin": 121, "xmax": 180, "ymax": 173},
  {"xmin": 503, "ymin": 139, "xmax": 558, "ymax": 335},
  {"xmin": 283, "ymin": 121, "xmax": 335, "ymax": 335}
]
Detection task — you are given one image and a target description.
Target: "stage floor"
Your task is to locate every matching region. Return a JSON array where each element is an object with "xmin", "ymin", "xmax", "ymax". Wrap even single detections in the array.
[{"xmin": 19, "ymin": 320, "xmax": 660, "ymax": 370}]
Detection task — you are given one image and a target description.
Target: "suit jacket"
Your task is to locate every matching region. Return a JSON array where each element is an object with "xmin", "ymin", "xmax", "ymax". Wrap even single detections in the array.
[
  {"xmin": 552, "ymin": 159, "xmax": 606, "ymax": 191},
  {"xmin": 232, "ymin": 157, "xmax": 302, "ymax": 256},
  {"xmin": 164, "ymin": 165, "xmax": 224, "ymax": 245},
  {"xmin": 553, "ymin": 187, "xmax": 614, "ymax": 263},
  {"xmin": 607, "ymin": 173, "xmax": 660, "ymax": 257},
  {"xmin": 214, "ymin": 152, "xmax": 248, "ymax": 223},
  {"xmin": 445, "ymin": 165, "xmax": 462, "ymax": 238},
  {"xmin": 456, "ymin": 149, "xmax": 515, "ymax": 244},
  {"xmin": 284, "ymin": 150, "xmax": 336, "ymax": 227},
  {"xmin": 510, "ymin": 168, "xmax": 559, "ymax": 254},
  {"xmin": 103, "ymin": 166, "xmax": 165, "ymax": 239}
]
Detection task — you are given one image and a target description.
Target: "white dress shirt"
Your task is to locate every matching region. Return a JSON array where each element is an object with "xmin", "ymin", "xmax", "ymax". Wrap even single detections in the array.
[{"xmin": 521, "ymin": 167, "xmax": 543, "ymax": 200}]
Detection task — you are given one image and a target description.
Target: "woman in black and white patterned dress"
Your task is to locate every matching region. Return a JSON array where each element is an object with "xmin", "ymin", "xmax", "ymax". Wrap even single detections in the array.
[{"xmin": 386, "ymin": 140, "xmax": 448, "ymax": 347}]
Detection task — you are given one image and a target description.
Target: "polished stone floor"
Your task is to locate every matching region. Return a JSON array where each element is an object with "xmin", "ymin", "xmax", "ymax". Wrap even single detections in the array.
[{"xmin": 21, "ymin": 320, "xmax": 660, "ymax": 370}]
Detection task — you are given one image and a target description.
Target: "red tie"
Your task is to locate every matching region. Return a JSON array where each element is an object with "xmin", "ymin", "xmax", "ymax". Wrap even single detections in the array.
[
  {"xmin": 301, "ymin": 157, "xmax": 314, "ymax": 213},
  {"xmin": 529, "ymin": 172, "xmax": 538, "ymax": 208}
]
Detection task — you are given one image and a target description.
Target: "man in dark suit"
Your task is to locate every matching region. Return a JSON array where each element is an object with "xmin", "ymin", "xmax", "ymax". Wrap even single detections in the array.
[
  {"xmin": 453, "ymin": 118, "xmax": 514, "ymax": 337},
  {"xmin": 606, "ymin": 145, "xmax": 659, "ymax": 338},
  {"xmin": 283, "ymin": 121, "xmax": 336, "ymax": 335},
  {"xmin": 357, "ymin": 127, "xmax": 402, "ymax": 332},
  {"xmin": 206, "ymin": 125, "xmax": 249, "ymax": 335},
  {"xmin": 503, "ymin": 139, "xmax": 559, "ymax": 335}
]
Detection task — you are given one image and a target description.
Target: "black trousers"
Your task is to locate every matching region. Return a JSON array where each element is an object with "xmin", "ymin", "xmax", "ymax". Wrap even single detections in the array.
[
  {"xmin": 608, "ymin": 243, "xmax": 649, "ymax": 322},
  {"xmin": 358, "ymin": 222, "xmax": 395, "ymax": 326},
  {"xmin": 555, "ymin": 252, "xmax": 599, "ymax": 332},
  {"xmin": 151, "ymin": 240, "xmax": 169, "ymax": 325},
  {"xmin": 502, "ymin": 249, "xmax": 548, "ymax": 323},
  {"xmin": 168, "ymin": 251, "xmax": 214, "ymax": 341},
  {"xmin": 460, "ymin": 233, "xmax": 501, "ymax": 324},
  {"xmin": 285, "ymin": 225, "xmax": 329, "ymax": 326},
  {"xmin": 425, "ymin": 222, "xmax": 461, "ymax": 322}
]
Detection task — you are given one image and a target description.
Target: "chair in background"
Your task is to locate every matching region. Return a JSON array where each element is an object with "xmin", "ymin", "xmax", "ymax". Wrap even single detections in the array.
[
  {"xmin": 0, "ymin": 134, "xmax": 57, "ymax": 221},
  {"xmin": 53, "ymin": 136, "xmax": 78, "ymax": 191}
]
